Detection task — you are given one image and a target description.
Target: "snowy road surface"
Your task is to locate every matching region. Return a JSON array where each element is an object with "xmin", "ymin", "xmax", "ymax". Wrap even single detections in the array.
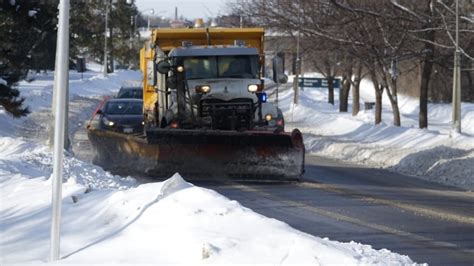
[{"xmin": 196, "ymin": 155, "xmax": 474, "ymax": 266}]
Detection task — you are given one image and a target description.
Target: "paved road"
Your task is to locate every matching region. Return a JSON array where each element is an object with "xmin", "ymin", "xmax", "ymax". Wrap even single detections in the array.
[{"xmin": 199, "ymin": 155, "xmax": 474, "ymax": 265}]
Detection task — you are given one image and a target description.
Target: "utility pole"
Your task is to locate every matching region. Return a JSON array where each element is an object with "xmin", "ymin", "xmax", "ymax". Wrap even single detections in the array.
[
  {"xmin": 109, "ymin": 21, "xmax": 114, "ymax": 73},
  {"xmin": 50, "ymin": 0, "xmax": 70, "ymax": 261},
  {"xmin": 129, "ymin": 15, "xmax": 134, "ymax": 49},
  {"xmin": 293, "ymin": 0, "xmax": 302, "ymax": 104},
  {"xmin": 452, "ymin": 0, "xmax": 462, "ymax": 133},
  {"xmin": 103, "ymin": 0, "xmax": 109, "ymax": 77}
]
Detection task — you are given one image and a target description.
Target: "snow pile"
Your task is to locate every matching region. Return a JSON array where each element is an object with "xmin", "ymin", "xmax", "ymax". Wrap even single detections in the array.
[
  {"xmin": 0, "ymin": 136, "xmax": 135, "ymax": 190},
  {"xmin": 0, "ymin": 146, "xmax": 418, "ymax": 264},
  {"xmin": 279, "ymin": 76, "xmax": 474, "ymax": 190},
  {"xmin": 0, "ymin": 68, "xmax": 421, "ymax": 264}
]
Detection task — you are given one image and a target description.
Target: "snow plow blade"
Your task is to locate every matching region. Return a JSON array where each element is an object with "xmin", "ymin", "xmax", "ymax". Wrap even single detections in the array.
[{"xmin": 88, "ymin": 128, "xmax": 305, "ymax": 180}]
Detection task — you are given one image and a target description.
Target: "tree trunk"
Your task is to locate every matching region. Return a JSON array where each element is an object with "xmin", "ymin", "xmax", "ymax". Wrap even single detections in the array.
[
  {"xmin": 375, "ymin": 88, "xmax": 383, "ymax": 124},
  {"xmin": 386, "ymin": 80, "xmax": 401, "ymax": 126},
  {"xmin": 352, "ymin": 80, "xmax": 360, "ymax": 116},
  {"xmin": 419, "ymin": 4, "xmax": 435, "ymax": 128},
  {"xmin": 370, "ymin": 69, "xmax": 383, "ymax": 124},
  {"xmin": 380, "ymin": 63, "xmax": 401, "ymax": 127},
  {"xmin": 339, "ymin": 78, "xmax": 350, "ymax": 112},
  {"xmin": 352, "ymin": 61, "xmax": 362, "ymax": 116},
  {"xmin": 328, "ymin": 76, "xmax": 335, "ymax": 105},
  {"xmin": 339, "ymin": 61, "xmax": 352, "ymax": 112},
  {"xmin": 391, "ymin": 101, "xmax": 401, "ymax": 126},
  {"xmin": 419, "ymin": 44, "xmax": 433, "ymax": 128}
]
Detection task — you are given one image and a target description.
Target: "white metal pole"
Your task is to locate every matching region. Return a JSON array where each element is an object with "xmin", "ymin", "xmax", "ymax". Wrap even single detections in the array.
[
  {"xmin": 452, "ymin": 0, "xmax": 461, "ymax": 133},
  {"xmin": 103, "ymin": 0, "xmax": 109, "ymax": 77},
  {"xmin": 50, "ymin": 0, "xmax": 70, "ymax": 261},
  {"xmin": 147, "ymin": 15, "xmax": 151, "ymax": 32},
  {"xmin": 293, "ymin": 0, "xmax": 301, "ymax": 104}
]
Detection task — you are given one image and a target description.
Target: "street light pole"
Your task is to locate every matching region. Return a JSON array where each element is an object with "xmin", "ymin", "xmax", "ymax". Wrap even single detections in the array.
[
  {"xmin": 103, "ymin": 0, "xmax": 109, "ymax": 77},
  {"xmin": 293, "ymin": 0, "xmax": 302, "ymax": 105},
  {"xmin": 50, "ymin": 0, "xmax": 70, "ymax": 261},
  {"xmin": 452, "ymin": 0, "xmax": 461, "ymax": 133},
  {"xmin": 145, "ymin": 9, "xmax": 155, "ymax": 32}
]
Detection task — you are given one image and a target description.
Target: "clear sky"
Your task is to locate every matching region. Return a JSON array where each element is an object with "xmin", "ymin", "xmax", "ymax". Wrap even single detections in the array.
[{"xmin": 134, "ymin": 0, "xmax": 232, "ymax": 20}]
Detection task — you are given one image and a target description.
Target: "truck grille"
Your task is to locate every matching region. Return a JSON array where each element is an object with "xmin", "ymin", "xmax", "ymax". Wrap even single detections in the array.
[{"xmin": 200, "ymin": 99, "xmax": 254, "ymax": 130}]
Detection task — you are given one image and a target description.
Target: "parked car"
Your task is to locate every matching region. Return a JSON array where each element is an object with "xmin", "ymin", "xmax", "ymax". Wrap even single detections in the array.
[
  {"xmin": 117, "ymin": 86, "xmax": 143, "ymax": 99},
  {"xmin": 97, "ymin": 98, "xmax": 144, "ymax": 134}
]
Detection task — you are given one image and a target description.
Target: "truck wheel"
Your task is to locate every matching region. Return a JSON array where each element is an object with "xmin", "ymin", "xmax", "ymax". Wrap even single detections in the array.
[{"xmin": 160, "ymin": 118, "xmax": 168, "ymax": 128}]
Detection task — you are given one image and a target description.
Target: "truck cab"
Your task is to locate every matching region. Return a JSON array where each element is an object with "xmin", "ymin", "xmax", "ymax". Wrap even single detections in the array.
[{"xmin": 160, "ymin": 45, "xmax": 283, "ymax": 131}]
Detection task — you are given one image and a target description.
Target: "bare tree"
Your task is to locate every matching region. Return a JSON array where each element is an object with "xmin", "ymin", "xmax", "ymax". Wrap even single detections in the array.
[
  {"xmin": 390, "ymin": 0, "xmax": 473, "ymax": 128},
  {"xmin": 231, "ymin": 0, "xmax": 473, "ymax": 128},
  {"xmin": 307, "ymin": 45, "xmax": 343, "ymax": 105}
]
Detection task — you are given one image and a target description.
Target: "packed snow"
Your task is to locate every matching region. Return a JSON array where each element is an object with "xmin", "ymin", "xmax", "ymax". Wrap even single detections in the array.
[
  {"xmin": 2, "ymin": 65, "xmax": 464, "ymax": 264},
  {"xmin": 278, "ymin": 74, "xmax": 474, "ymax": 190}
]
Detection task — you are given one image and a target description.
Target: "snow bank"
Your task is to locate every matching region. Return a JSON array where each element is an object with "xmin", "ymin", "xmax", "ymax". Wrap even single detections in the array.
[
  {"xmin": 0, "ymin": 143, "xmax": 418, "ymax": 264},
  {"xmin": 279, "ymin": 77, "xmax": 474, "ymax": 190}
]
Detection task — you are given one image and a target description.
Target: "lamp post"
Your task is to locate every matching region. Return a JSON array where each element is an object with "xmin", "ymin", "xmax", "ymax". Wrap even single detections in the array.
[
  {"xmin": 146, "ymin": 9, "xmax": 155, "ymax": 32},
  {"xmin": 452, "ymin": 0, "xmax": 462, "ymax": 133},
  {"xmin": 50, "ymin": 0, "xmax": 70, "ymax": 261},
  {"xmin": 131, "ymin": 9, "xmax": 156, "ymax": 39},
  {"xmin": 103, "ymin": 0, "xmax": 110, "ymax": 77},
  {"xmin": 135, "ymin": 8, "xmax": 155, "ymax": 32},
  {"xmin": 292, "ymin": 0, "xmax": 302, "ymax": 105}
]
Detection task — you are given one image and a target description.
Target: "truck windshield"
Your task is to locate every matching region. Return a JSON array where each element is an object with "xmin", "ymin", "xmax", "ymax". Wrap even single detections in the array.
[{"xmin": 182, "ymin": 55, "xmax": 259, "ymax": 80}]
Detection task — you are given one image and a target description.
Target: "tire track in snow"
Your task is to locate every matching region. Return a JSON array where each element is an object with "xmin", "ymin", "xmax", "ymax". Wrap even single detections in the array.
[{"xmin": 15, "ymin": 95, "xmax": 102, "ymax": 163}]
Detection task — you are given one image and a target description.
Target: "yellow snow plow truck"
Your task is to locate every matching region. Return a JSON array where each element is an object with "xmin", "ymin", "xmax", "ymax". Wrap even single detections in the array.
[{"xmin": 88, "ymin": 27, "xmax": 305, "ymax": 180}]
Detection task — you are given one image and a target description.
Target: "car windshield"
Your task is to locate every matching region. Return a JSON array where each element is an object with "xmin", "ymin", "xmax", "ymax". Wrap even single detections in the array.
[
  {"xmin": 105, "ymin": 101, "xmax": 142, "ymax": 115},
  {"xmin": 117, "ymin": 87, "xmax": 142, "ymax": 99},
  {"xmin": 183, "ymin": 55, "xmax": 259, "ymax": 80}
]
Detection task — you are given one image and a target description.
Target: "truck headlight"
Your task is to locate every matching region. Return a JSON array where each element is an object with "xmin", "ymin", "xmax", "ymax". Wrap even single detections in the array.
[
  {"xmin": 265, "ymin": 114, "xmax": 273, "ymax": 121},
  {"xmin": 248, "ymin": 84, "xmax": 259, "ymax": 92},
  {"xmin": 195, "ymin": 85, "xmax": 211, "ymax": 94}
]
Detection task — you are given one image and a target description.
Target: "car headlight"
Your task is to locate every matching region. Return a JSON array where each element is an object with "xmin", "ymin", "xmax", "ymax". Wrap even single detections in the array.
[
  {"xmin": 141, "ymin": 121, "xmax": 145, "ymax": 125},
  {"xmin": 103, "ymin": 117, "xmax": 115, "ymax": 127},
  {"xmin": 265, "ymin": 113, "xmax": 273, "ymax": 121},
  {"xmin": 176, "ymin": 65, "xmax": 184, "ymax": 72},
  {"xmin": 248, "ymin": 84, "xmax": 259, "ymax": 93},
  {"xmin": 195, "ymin": 85, "xmax": 211, "ymax": 94}
]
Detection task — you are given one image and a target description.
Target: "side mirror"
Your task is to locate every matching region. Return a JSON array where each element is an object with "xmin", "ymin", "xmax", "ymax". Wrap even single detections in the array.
[
  {"xmin": 156, "ymin": 60, "xmax": 171, "ymax": 74},
  {"xmin": 96, "ymin": 109, "xmax": 103, "ymax": 115},
  {"xmin": 166, "ymin": 76, "xmax": 176, "ymax": 90}
]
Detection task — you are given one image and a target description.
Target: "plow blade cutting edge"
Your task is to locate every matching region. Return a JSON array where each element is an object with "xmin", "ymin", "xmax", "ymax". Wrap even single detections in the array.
[{"xmin": 87, "ymin": 128, "xmax": 305, "ymax": 180}]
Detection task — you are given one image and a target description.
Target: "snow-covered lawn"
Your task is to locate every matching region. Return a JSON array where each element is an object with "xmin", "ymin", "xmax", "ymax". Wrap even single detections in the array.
[
  {"xmin": 0, "ymin": 67, "xmax": 445, "ymax": 264},
  {"xmin": 279, "ymin": 74, "xmax": 474, "ymax": 190}
]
